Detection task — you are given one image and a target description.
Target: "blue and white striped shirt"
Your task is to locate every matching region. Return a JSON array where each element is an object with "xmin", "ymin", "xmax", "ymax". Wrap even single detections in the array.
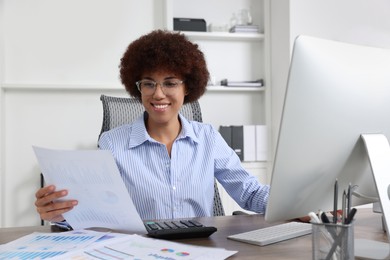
[{"xmin": 98, "ymin": 113, "xmax": 269, "ymax": 220}]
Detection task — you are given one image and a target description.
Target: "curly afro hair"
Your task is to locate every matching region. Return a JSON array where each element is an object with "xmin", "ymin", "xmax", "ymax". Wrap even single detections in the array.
[{"xmin": 119, "ymin": 30, "xmax": 209, "ymax": 104}]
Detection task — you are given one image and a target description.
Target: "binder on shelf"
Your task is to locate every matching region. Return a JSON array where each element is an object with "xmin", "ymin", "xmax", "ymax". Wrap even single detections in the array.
[
  {"xmin": 243, "ymin": 125, "xmax": 256, "ymax": 162},
  {"xmin": 231, "ymin": 126, "xmax": 244, "ymax": 161},
  {"xmin": 219, "ymin": 125, "xmax": 266, "ymax": 162},
  {"xmin": 256, "ymin": 125, "xmax": 268, "ymax": 161},
  {"xmin": 219, "ymin": 125, "xmax": 232, "ymax": 147}
]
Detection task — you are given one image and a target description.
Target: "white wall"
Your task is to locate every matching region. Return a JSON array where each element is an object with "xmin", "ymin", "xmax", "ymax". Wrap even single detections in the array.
[
  {"xmin": 268, "ymin": 1, "xmax": 290, "ymax": 150},
  {"xmin": 0, "ymin": 0, "xmax": 5, "ymax": 229},
  {"xmin": 269, "ymin": 0, "xmax": 390, "ymax": 156},
  {"xmin": 3, "ymin": 0, "xmax": 158, "ymax": 84},
  {"xmin": 290, "ymin": 0, "xmax": 390, "ymax": 48},
  {"xmin": 0, "ymin": 0, "xmax": 158, "ymax": 227}
]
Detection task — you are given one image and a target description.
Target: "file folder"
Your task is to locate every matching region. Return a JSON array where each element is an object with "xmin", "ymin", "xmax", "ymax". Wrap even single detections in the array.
[
  {"xmin": 255, "ymin": 125, "xmax": 268, "ymax": 161},
  {"xmin": 243, "ymin": 125, "xmax": 256, "ymax": 162},
  {"xmin": 231, "ymin": 126, "xmax": 244, "ymax": 161},
  {"xmin": 219, "ymin": 125, "xmax": 232, "ymax": 147}
]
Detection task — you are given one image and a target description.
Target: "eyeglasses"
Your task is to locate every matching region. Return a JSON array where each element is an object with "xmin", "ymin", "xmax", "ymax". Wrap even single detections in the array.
[{"xmin": 135, "ymin": 79, "xmax": 184, "ymax": 96}]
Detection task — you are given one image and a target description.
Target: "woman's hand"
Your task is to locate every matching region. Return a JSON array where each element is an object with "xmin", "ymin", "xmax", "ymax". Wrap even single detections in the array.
[{"xmin": 34, "ymin": 185, "xmax": 78, "ymax": 222}]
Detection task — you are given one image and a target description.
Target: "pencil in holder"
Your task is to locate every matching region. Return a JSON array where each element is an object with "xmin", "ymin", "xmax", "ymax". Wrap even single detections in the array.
[{"xmin": 312, "ymin": 221, "xmax": 354, "ymax": 260}]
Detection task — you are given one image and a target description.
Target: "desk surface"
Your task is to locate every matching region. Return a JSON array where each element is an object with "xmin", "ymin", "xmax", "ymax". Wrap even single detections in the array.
[{"xmin": 0, "ymin": 208, "xmax": 387, "ymax": 259}]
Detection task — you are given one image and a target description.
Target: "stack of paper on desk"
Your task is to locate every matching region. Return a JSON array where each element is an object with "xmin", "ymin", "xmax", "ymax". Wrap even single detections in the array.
[
  {"xmin": 0, "ymin": 230, "xmax": 119, "ymax": 259},
  {"xmin": 58, "ymin": 234, "xmax": 237, "ymax": 259},
  {"xmin": 33, "ymin": 146, "xmax": 146, "ymax": 233},
  {"xmin": 0, "ymin": 231, "xmax": 237, "ymax": 259}
]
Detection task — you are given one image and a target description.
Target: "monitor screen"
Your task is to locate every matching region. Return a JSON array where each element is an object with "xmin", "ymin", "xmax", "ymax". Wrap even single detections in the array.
[{"xmin": 265, "ymin": 35, "xmax": 390, "ymax": 223}]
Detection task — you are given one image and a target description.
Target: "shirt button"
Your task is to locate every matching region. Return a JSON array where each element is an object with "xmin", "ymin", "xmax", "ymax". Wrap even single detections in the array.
[{"xmin": 172, "ymin": 186, "xmax": 176, "ymax": 190}]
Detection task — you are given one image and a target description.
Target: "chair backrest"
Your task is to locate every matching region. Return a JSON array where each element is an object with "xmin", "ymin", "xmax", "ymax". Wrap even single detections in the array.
[
  {"xmin": 99, "ymin": 94, "xmax": 225, "ymax": 216},
  {"xmin": 99, "ymin": 95, "xmax": 203, "ymax": 137}
]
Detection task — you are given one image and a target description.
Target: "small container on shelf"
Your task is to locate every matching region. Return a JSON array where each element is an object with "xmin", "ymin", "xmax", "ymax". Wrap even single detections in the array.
[
  {"xmin": 208, "ymin": 23, "xmax": 229, "ymax": 32},
  {"xmin": 173, "ymin": 18, "xmax": 206, "ymax": 32}
]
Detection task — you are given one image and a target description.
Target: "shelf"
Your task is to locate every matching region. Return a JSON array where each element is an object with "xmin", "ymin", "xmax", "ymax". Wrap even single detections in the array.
[
  {"xmin": 181, "ymin": 31, "xmax": 264, "ymax": 41},
  {"xmin": 206, "ymin": 86, "xmax": 265, "ymax": 92},
  {"xmin": 1, "ymin": 83, "xmax": 124, "ymax": 91}
]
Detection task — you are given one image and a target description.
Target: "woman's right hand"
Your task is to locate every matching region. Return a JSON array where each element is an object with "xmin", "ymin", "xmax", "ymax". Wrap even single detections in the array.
[{"xmin": 34, "ymin": 185, "xmax": 78, "ymax": 222}]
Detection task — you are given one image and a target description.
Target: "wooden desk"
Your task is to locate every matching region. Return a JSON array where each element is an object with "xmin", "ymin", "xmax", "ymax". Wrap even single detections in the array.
[{"xmin": 0, "ymin": 208, "xmax": 387, "ymax": 259}]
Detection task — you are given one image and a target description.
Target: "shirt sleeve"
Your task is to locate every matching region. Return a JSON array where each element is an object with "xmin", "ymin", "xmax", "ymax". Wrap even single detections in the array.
[
  {"xmin": 213, "ymin": 129, "xmax": 270, "ymax": 214},
  {"xmin": 98, "ymin": 131, "xmax": 112, "ymax": 151}
]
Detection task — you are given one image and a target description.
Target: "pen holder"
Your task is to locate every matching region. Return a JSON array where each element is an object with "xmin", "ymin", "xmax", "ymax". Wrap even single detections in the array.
[{"xmin": 312, "ymin": 222, "xmax": 354, "ymax": 260}]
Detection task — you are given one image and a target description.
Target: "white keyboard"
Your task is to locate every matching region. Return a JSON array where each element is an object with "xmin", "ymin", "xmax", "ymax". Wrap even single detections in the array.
[{"xmin": 227, "ymin": 222, "xmax": 312, "ymax": 246}]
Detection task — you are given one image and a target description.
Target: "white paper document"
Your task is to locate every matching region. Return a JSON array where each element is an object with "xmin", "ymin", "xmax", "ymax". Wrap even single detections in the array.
[
  {"xmin": 1, "ymin": 231, "xmax": 237, "ymax": 260},
  {"xmin": 33, "ymin": 146, "xmax": 146, "ymax": 233},
  {"xmin": 56, "ymin": 234, "xmax": 237, "ymax": 260},
  {"xmin": 0, "ymin": 230, "xmax": 113, "ymax": 259}
]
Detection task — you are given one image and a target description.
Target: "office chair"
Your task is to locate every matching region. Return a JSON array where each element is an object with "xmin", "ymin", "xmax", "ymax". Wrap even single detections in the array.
[{"xmin": 99, "ymin": 94, "xmax": 226, "ymax": 216}]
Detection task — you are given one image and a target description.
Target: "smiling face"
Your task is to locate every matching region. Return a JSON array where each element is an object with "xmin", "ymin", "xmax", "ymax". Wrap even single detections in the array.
[
  {"xmin": 120, "ymin": 30, "xmax": 209, "ymax": 105},
  {"xmin": 140, "ymin": 70, "xmax": 187, "ymax": 128}
]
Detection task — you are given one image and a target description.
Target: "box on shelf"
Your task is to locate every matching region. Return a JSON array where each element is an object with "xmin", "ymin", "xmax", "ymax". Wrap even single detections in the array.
[{"xmin": 173, "ymin": 18, "xmax": 207, "ymax": 32}]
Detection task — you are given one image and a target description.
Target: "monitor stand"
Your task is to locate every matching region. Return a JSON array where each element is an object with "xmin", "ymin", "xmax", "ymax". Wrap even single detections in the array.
[{"xmin": 355, "ymin": 134, "xmax": 390, "ymax": 259}]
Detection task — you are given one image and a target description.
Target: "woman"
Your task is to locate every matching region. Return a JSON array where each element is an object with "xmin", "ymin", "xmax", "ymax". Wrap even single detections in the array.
[{"xmin": 35, "ymin": 30, "xmax": 269, "ymax": 223}]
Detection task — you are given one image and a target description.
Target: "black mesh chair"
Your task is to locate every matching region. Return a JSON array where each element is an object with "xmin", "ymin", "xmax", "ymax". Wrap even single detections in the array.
[{"xmin": 99, "ymin": 94, "xmax": 225, "ymax": 216}]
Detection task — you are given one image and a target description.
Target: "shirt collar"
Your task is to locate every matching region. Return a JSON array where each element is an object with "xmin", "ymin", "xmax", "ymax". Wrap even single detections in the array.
[{"xmin": 128, "ymin": 112, "xmax": 200, "ymax": 149}]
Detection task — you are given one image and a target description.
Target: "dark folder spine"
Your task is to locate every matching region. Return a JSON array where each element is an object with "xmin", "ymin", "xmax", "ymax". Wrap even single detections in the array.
[
  {"xmin": 231, "ymin": 126, "xmax": 244, "ymax": 161},
  {"xmin": 219, "ymin": 125, "xmax": 232, "ymax": 147}
]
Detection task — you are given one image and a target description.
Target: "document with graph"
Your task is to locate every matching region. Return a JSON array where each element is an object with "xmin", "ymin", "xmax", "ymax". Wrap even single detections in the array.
[
  {"xmin": 0, "ymin": 231, "xmax": 237, "ymax": 260},
  {"xmin": 33, "ymin": 146, "xmax": 146, "ymax": 233},
  {"xmin": 0, "ymin": 230, "xmax": 114, "ymax": 259}
]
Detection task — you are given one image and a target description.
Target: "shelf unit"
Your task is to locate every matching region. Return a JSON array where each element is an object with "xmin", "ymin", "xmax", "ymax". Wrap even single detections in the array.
[
  {"xmin": 163, "ymin": 0, "xmax": 269, "ymax": 110},
  {"xmin": 163, "ymin": 0, "xmax": 272, "ymax": 214},
  {"xmin": 183, "ymin": 30, "xmax": 266, "ymax": 93}
]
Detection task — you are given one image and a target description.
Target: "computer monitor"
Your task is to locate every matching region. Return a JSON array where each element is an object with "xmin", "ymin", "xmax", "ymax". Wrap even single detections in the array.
[{"xmin": 264, "ymin": 35, "xmax": 390, "ymax": 258}]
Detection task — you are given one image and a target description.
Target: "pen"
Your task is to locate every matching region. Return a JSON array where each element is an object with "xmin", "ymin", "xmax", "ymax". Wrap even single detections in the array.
[
  {"xmin": 345, "ymin": 208, "xmax": 357, "ymax": 224},
  {"xmin": 333, "ymin": 179, "xmax": 338, "ymax": 224},
  {"xmin": 321, "ymin": 212, "xmax": 330, "ymax": 224},
  {"xmin": 320, "ymin": 212, "xmax": 336, "ymax": 239},
  {"xmin": 347, "ymin": 183, "xmax": 352, "ymax": 219},
  {"xmin": 320, "ymin": 212, "xmax": 340, "ymax": 260},
  {"xmin": 312, "ymin": 212, "xmax": 338, "ymax": 259},
  {"xmin": 342, "ymin": 190, "xmax": 346, "ymax": 224},
  {"xmin": 325, "ymin": 209, "xmax": 356, "ymax": 260},
  {"xmin": 318, "ymin": 210, "xmax": 324, "ymax": 221},
  {"xmin": 308, "ymin": 212, "xmax": 321, "ymax": 223}
]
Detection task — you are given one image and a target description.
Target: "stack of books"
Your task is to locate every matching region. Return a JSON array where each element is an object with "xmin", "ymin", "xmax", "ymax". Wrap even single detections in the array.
[
  {"xmin": 229, "ymin": 25, "xmax": 259, "ymax": 33},
  {"xmin": 220, "ymin": 79, "xmax": 264, "ymax": 88}
]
